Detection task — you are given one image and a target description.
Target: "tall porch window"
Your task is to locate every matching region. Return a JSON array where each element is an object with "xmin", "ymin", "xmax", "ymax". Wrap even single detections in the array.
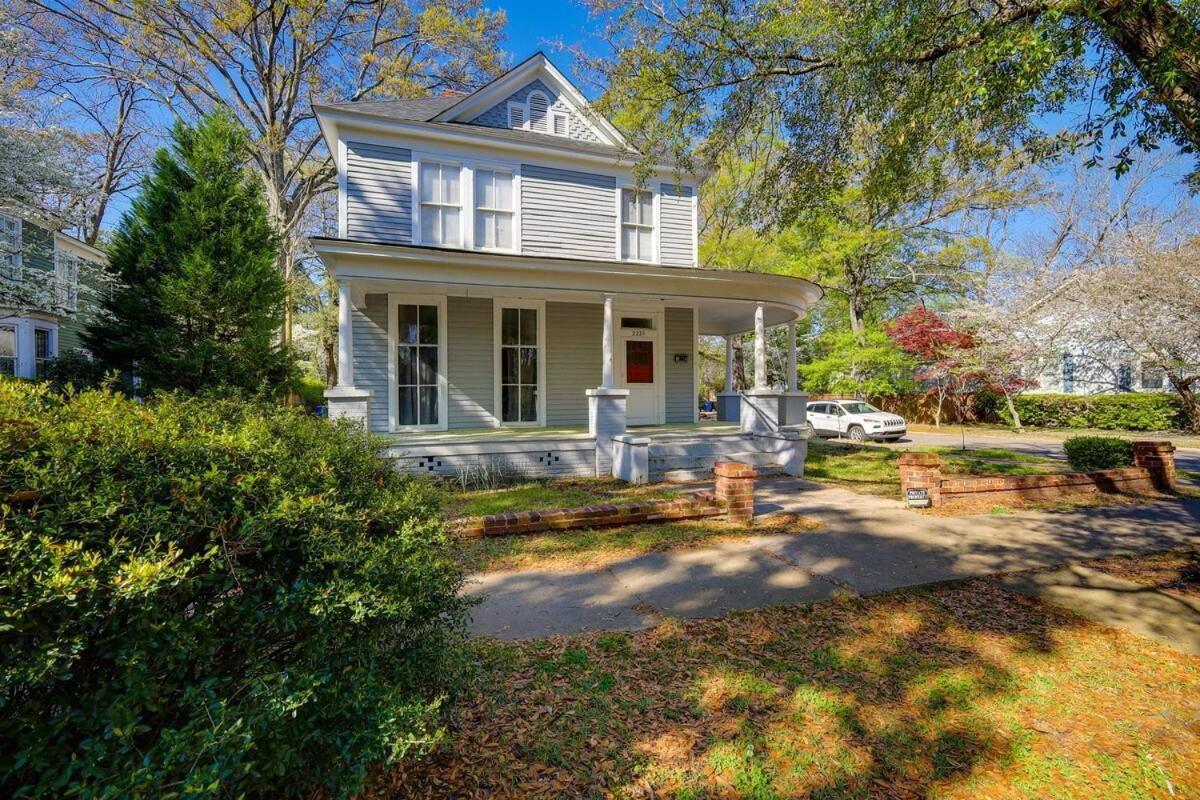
[
  {"xmin": 498, "ymin": 305, "xmax": 540, "ymax": 424},
  {"xmin": 419, "ymin": 161, "xmax": 462, "ymax": 247},
  {"xmin": 397, "ymin": 304, "xmax": 440, "ymax": 426},
  {"xmin": 620, "ymin": 188, "xmax": 654, "ymax": 262},
  {"xmin": 34, "ymin": 327, "xmax": 53, "ymax": 379}
]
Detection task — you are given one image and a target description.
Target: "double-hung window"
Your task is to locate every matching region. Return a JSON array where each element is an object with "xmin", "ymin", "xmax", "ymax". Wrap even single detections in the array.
[
  {"xmin": 474, "ymin": 169, "xmax": 514, "ymax": 250},
  {"xmin": 498, "ymin": 304, "xmax": 540, "ymax": 424},
  {"xmin": 419, "ymin": 161, "xmax": 462, "ymax": 247},
  {"xmin": 0, "ymin": 325, "xmax": 15, "ymax": 376},
  {"xmin": 1, "ymin": 214, "xmax": 21, "ymax": 281},
  {"xmin": 33, "ymin": 328, "xmax": 52, "ymax": 379},
  {"xmin": 396, "ymin": 303, "xmax": 440, "ymax": 427},
  {"xmin": 620, "ymin": 188, "xmax": 654, "ymax": 262},
  {"xmin": 55, "ymin": 250, "xmax": 80, "ymax": 311}
]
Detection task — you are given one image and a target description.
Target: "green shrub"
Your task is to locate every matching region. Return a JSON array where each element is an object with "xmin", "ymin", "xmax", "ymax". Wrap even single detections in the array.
[
  {"xmin": 999, "ymin": 393, "xmax": 1185, "ymax": 431},
  {"xmin": 292, "ymin": 372, "xmax": 329, "ymax": 410},
  {"xmin": 0, "ymin": 380, "xmax": 466, "ymax": 798},
  {"xmin": 1063, "ymin": 435, "xmax": 1135, "ymax": 472}
]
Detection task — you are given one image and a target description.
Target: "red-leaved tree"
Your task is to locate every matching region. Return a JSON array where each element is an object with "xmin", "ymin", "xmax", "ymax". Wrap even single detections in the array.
[{"xmin": 885, "ymin": 307, "xmax": 975, "ymax": 427}]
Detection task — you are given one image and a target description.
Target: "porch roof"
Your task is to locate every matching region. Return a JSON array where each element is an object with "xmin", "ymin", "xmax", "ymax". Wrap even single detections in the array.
[{"xmin": 311, "ymin": 237, "xmax": 823, "ymax": 335}]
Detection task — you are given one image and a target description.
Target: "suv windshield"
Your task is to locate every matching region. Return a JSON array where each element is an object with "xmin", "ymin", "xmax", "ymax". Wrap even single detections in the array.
[{"xmin": 839, "ymin": 402, "xmax": 880, "ymax": 415}]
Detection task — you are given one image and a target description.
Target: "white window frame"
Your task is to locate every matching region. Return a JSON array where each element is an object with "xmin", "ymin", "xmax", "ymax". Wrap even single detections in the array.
[
  {"xmin": 1, "ymin": 214, "xmax": 22, "ymax": 282},
  {"xmin": 492, "ymin": 297, "xmax": 546, "ymax": 428},
  {"xmin": 414, "ymin": 159, "xmax": 465, "ymax": 249},
  {"xmin": 387, "ymin": 293, "xmax": 448, "ymax": 433},
  {"xmin": 506, "ymin": 101, "xmax": 525, "ymax": 130},
  {"xmin": 0, "ymin": 323, "xmax": 16, "ymax": 377},
  {"xmin": 526, "ymin": 90, "xmax": 550, "ymax": 134},
  {"xmin": 54, "ymin": 248, "xmax": 80, "ymax": 312},
  {"xmin": 472, "ymin": 166, "xmax": 517, "ymax": 253},
  {"xmin": 551, "ymin": 111, "xmax": 570, "ymax": 138},
  {"xmin": 506, "ymin": 91, "xmax": 570, "ymax": 138},
  {"xmin": 617, "ymin": 185, "xmax": 657, "ymax": 263}
]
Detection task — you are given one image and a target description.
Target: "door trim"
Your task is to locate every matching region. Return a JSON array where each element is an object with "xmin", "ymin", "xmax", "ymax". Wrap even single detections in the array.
[{"xmin": 615, "ymin": 305, "xmax": 665, "ymax": 425}]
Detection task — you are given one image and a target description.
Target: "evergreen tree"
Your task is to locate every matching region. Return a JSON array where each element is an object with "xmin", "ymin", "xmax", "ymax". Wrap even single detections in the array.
[{"xmin": 86, "ymin": 110, "xmax": 292, "ymax": 393}]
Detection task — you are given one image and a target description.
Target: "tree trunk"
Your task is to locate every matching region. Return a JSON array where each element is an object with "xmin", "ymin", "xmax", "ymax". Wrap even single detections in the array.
[
  {"xmin": 1003, "ymin": 389, "xmax": 1023, "ymax": 431},
  {"xmin": 934, "ymin": 389, "xmax": 945, "ymax": 428},
  {"xmin": 1086, "ymin": 0, "xmax": 1200, "ymax": 150},
  {"xmin": 732, "ymin": 335, "xmax": 747, "ymax": 390},
  {"xmin": 1168, "ymin": 372, "xmax": 1200, "ymax": 433}
]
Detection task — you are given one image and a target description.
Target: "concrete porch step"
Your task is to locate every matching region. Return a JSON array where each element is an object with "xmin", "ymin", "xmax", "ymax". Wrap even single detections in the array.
[
  {"xmin": 647, "ymin": 435, "xmax": 759, "ymax": 459},
  {"xmin": 652, "ymin": 450, "xmax": 786, "ymax": 483}
]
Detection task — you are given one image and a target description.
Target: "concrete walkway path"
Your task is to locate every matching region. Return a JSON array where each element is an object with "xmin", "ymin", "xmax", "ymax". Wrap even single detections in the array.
[{"xmin": 467, "ymin": 479, "xmax": 1200, "ymax": 639}]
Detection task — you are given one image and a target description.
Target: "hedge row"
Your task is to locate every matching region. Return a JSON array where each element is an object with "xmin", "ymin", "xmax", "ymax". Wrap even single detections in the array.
[
  {"xmin": 0, "ymin": 381, "xmax": 467, "ymax": 798},
  {"xmin": 1063, "ymin": 436, "xmax": 1136, "ymax": 472},
  {"xmin": 1000, "ymin": 392, "xmax": 1185, "ymax": 431}
]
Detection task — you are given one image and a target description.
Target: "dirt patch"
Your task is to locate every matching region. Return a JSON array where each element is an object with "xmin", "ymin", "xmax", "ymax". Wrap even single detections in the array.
[{"xmin": 1083, "ymin": 550, "xmax": 1200, "ymax": 598}]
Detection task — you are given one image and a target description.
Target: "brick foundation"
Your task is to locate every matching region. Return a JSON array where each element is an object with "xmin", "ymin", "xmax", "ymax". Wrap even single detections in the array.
[
  {"xmin": 714, "ymin": 461, "xmax": 757, "ymax": 524},
  {"xmin": 899, "ymin": 442, "xmax": 1178, "ymax": 509}
]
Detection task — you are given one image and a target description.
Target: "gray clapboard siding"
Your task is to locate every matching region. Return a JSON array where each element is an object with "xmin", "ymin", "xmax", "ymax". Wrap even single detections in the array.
[
  {"xmin": 664, "ymin": 307, "xmax": 695, "ymax": 423},
  {"xmin": 521, "ymin": 165, "xmax": 616, "ymax": 260},
  {"xmin": 353, "ymin": 293, "xmax": 391, "ymax": 432},
  {"xmin": 345, "ymin": 141, "xmax": 412, "ymax": 244},
  {"xmin": 447, "ymin": 296, "xmax": 495, "ymax": 428},
  {"xmin": 659, "ymin": 183, "xmax": 696, "ymax": 267},
  {"xmin": 546, "ymin": 301, "xmax": 602, "ymax": 425}
]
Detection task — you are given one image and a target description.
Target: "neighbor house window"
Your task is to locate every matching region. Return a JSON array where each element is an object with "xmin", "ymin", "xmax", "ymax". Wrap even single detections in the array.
[
  {"xmin": 34, "ymin": 327, "xmax": 52, "ymax": 379},
  {"xmin": 55, "ymin": 249, "xmax": 80, "ymax": 311},
  {"xmin": 1, "ymin": 214, "xmax": 20, "ymax": 281},
  {"xmin": 0, "ymin": 325, "xmax": 15, "ymax": 376},
  {"xmin": 419, "ymin": 161, "xmax": 462, "ymax": 247},
  {"xmin": 620, "ymin": 188, "xmax": 654, "ymax": 261},
  {"xmin": 1117, "ymin": 364, "xmax": 1132, "ymax": 392},
  {"xmin": 396, "ymin": 304, "xmax": 439, "ymax": 427},
  {"xmin": 474, "ymin": 169, "xmax": 514, "ymax": 250},
  {"xmin": 1142, "ymin": 365, "xmax": 1165, "ymax": 390},
  {"xmin": 498, "ymin": 305, "xmax": 539, "ymax": 423},
  {"xmin": 1060, "ymin": 352, "xmax": 1075, "ymax": 393}
]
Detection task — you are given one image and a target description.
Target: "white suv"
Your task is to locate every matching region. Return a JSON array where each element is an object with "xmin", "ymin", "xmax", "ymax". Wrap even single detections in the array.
[{"xmin": 806, "ymin": 400, "xmax": 907, "ymax": 443}]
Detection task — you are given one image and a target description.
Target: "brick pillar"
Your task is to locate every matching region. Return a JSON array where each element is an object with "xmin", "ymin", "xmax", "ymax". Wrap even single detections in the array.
[
  {"xmin": 714, "ymin": 461, "xmax": 757, "ymax": 523},
  {"xmin": 1133, "ymin": 441, "xmax": 1177, "ymax": 492},
  {"xmin": 898, "ymin": 452, "xmax": 943, "ymax": 507}
]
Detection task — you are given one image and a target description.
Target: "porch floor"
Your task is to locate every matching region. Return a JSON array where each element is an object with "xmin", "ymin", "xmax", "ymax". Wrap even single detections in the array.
[{"xmin": 378, "ymin": 420, "xmax": 741, "ymax": 445}]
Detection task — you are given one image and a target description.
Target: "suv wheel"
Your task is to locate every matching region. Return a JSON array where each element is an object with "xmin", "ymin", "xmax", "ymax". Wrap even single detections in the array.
[
  {"xmin": 806, "ymin": 421, "xmax": 817, "ymax": 438},
  {"xmin": 847, "ymin": 425, "xmax": 866, "ymax": 444}
]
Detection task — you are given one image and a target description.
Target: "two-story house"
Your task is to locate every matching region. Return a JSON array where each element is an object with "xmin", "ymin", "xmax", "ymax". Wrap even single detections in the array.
[
  {"xmin": 314, "ymin": 53, "xmax": 820, "ymax": 482},
  {"xmin": 1, "ymin": 208, "xmax": 108, "ymax": 379}
]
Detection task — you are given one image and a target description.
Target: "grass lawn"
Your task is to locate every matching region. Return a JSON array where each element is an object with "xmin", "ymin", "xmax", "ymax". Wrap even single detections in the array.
[
  {"xmin": 379, "ymin": 566, "xmax": 1200, "ymax": 799},
  {"xmin": 803, "ymin": 441, "xmax": 1062, "ymax": 498},
  {"xmin": 456, "ymin": 512, "xmax": 820, "ymax": 573},
  {"xmin": 907, "ymin": 423, "xmax": 1200, "ymax": 449},
  {"xmin": 442, "ymin": 478, "xmax": 683, "ymax": 521}
]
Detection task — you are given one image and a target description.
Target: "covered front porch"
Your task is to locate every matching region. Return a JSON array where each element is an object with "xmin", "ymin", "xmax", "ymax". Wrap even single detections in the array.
[{"xmin": 314, "ymin": 238, "xmax": 821, "ymax": 481}]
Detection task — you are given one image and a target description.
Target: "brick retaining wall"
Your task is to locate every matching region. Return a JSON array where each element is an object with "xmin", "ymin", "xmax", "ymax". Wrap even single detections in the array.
[
  {"xmin": 459, "ymin": 461, "xmax": 757, "ymax": 537},
  {"xmin": 898, "ymin": 442, "xmax": 1177, "ymax": 509}
]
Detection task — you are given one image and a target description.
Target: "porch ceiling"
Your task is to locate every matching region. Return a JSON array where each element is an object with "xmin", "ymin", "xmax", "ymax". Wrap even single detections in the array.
[{"xmin": 312, "ymin": 237, "xmax": 822, "ymax": 335}]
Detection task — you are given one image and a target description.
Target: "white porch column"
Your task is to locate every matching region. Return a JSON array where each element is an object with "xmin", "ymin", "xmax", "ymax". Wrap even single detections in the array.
[
  {"xmin": 754, "ymin": 302, "xmax": 767, "ymax": 389},
  {"xmin": 337, "ymin": 280, "xmax": 354, "ymax": 388},
  {"xmin": 787, "ymin": 321, "xmax": 798, "ymax": 392},
  {"xmin": 724, "ymin": 335, "xmax": 735, "ymax": 392},
  {"xmin": 601, "ymin": 294, "xmax": 615, "ymax": 389}
]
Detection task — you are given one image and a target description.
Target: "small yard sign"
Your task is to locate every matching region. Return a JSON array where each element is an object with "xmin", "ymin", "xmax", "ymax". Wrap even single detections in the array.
[{"xmin": 906, "ymin": 488, "xmax": 930, "ymax": 508}]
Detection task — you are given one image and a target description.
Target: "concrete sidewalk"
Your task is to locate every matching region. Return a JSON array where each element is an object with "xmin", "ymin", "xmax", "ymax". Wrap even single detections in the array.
[{"xmin": 467, "ymin": 479, "xmax": 1200, "ymax": 639}]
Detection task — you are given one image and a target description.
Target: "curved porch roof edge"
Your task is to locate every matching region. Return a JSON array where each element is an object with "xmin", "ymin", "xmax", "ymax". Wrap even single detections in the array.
[{"xmin": 310, "ymin": 237, "xmax": 823, "ymax": 335}]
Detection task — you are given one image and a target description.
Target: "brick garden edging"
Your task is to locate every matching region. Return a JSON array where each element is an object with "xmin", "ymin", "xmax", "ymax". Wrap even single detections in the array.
[
  {"xmin": 898, "ymin": 441, "xmax": 1178, "ymax": 509},
  {"xmin": 458, "ymin": 461, "xmax": 757, "ymax": 537}
]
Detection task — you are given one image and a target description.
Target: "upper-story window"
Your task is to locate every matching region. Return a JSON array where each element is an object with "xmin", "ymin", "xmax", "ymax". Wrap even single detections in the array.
[
  {"xmin": 620, "ymin": 188, "xmax": 654, "ymax": 262},
  {"xmin": 0, "ymin": 324, "xmax": 15, "ymax": 376},
  {"xmin": 474, "ymin": 169, "xmax": 514, "ymax": 250},
  {"xmin": 1, "ymin": 214, "xmax": 21, "ymax": 281},
  {"xmin": 55, "ymin": 249, "xmax": 80, "ymax": 312},
  {"xmin": 419, "ymin": 161, "xmax": 462, "ymax": 247}
]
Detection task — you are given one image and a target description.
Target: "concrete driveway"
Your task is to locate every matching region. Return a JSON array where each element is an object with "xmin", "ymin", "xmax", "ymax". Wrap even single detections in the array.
[{"xmin": 467, "ymin": 478, "xmax": 1200, "ymax": 639}]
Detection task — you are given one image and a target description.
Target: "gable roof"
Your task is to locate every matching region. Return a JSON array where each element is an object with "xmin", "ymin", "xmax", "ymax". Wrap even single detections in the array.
[
  {"xmin": 430, "ymin": 52, "xmax": 628, "ymax": 148},
  {"xmin": 320, "ymin": 95, "xmax": 462, "ymax": 122}
]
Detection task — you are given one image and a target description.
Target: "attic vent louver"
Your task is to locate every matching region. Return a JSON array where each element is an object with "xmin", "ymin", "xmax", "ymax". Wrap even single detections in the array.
[
  {"xmin": 508, "ymin": 104, "xmax": 524, "ymax": 129},
  {"xmin": 528, "ymin": 92, "xmax": 548, "ymax": 133},
  {"xmin": 552, "ymin": 113, "xmax": 568, "ymax": 136}
]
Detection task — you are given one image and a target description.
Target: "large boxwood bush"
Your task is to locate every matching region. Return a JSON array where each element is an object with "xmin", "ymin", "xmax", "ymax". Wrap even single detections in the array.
[
  {"xmin": 1063, "ymin": 435, "xmax": 1136, "ymax": 472},
  {"xmin": 0, "ymin": 381, "xmax": 467, "ymax": 798},
  {"xmin": 999, "ymin": 393, "xmax": 1185, "ymax": 431}
]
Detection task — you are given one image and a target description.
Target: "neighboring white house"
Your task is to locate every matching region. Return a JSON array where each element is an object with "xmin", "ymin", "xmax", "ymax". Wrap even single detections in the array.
[{"xmin": 313, "ymin": 52, "xmax": 820, "ymax": 481}]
